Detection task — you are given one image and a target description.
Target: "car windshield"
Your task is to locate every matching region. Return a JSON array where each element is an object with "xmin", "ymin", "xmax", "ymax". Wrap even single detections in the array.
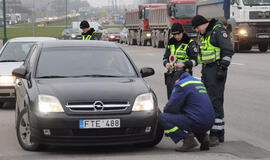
[
  {"xmin": 36, "ymin": 47, "xmax": 137, "ymax": 78},
  {"xmin": 107, "ymin": 28, "xmax": 121, "ymax": 34},
  {"xmin": 242, "ymin": 0, "xmax": 270, "ymax": 5},
  {"xmin": 69, "ymin": 29, "xmax": 81, "ymax": 33},
  {"xmin": 174, "ymin": 3, "xmax": 195, "ymax": 19},
  {"xmin": 0, "ymin": 42, "xmax": 35, "ymax": 62},
  {"xmin": 144, "ymin": 8, "xmax": 150, "ymax": 20}
]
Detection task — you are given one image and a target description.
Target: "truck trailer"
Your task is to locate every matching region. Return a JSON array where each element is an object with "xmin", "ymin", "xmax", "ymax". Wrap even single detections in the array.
[
  {"xmin": 196, "ymin": 0, "xmax": 270, "ymax": 52},
  {"xmin": 125, "ymin": 4, "xmax": 167, "ymax": 46}
]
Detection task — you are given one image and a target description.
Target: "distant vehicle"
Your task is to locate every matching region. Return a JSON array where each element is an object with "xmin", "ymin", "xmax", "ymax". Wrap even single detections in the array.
[
  {"xmin": 120, "ymin": 28, "xmax": 128, "ymax": 44},
  {"xmin": 0, "ymin": 37, "xmax": 57, "ymax": 108},
  {"xmin": 102, "ymin": 28, "xmax": 121, "ymax": 42},
  {"xmin": 12, "ymin": 40, "xmax": 163, "ymax": 151},
  {"xmin": 37, "ymin": 22, "xmax": 47, "ymax": 28},
  {"xmin": 61, "ymin": 28, "xmax": 82, "ymax": 40}
]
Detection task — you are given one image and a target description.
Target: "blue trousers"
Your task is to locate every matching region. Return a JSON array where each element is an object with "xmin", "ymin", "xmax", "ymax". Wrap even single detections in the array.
[{"xmin": 159, "ymin": 113, "xmax": 210, "ymax": 144}]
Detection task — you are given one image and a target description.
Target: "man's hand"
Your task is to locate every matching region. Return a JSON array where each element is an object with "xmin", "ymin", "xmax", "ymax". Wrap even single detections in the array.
[
  {"xmin": 174, "ymin": 63, "xmax": 185, "ymax": 68},
  {"xmin": 166, "ymin": 63, "xmax": 173, "ymax": 70},
  {"xmin": 216, "ymin": 67, "xmax": 227, "ymax": 81}
]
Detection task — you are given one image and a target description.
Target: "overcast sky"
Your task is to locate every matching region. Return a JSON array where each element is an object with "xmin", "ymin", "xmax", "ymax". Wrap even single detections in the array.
[{"xmin": 87, "ymin": 0, "xmax": 138, "ymax": 8}]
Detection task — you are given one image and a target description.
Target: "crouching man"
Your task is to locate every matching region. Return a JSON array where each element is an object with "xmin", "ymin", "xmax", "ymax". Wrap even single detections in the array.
[{"xmin": 159, "ymin": 72, "xmax": 215, "ymax": 152}]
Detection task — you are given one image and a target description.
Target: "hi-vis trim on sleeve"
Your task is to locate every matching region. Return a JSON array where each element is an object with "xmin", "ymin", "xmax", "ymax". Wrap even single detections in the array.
[
  {"xmin": 180, "ymin": 81, "xmax": 203, "ymax": 87},
  {"xmin": 165, "ymin": 126, "xmax": 179, "ymax": 134},
  {"xmin": 222, "ymin": 56, "xmax": 231, "ymax": 62}
]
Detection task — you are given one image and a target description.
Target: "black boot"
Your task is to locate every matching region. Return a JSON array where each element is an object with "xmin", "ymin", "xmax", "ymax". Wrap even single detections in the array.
[
  {"xmin": 200, "ymin": 133, "xmax": 210, "ymax": 151},
  {"xmin": 209, "ymin": 136, "xmax": 219, "ymax": 147},
  {"xmin": 218, "ymin": 134, "xmax": 224, "ymax": 143}
]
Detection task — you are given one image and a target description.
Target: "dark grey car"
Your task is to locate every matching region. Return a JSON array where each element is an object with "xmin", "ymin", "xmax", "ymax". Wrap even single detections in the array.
[{"xmin": 12, "ymin": 40, "xmax": 163, "ymax": 151}]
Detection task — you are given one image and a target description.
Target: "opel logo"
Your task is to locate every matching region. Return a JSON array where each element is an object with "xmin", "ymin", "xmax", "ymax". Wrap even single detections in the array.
[{"xmin": 93, "ymin": 101, "xmax": 104, "ymax": 111}]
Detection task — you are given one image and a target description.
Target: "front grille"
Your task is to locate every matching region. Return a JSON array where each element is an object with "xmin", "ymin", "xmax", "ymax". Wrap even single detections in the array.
[
  {"xmin": 66, "ymin": 101, "xmax": 130, "ymax": 113},
  {"xmin": 0, "ymin": 93, "xmax": 10, "ymax": 97},
  {"xmin": 250, "ymin": 11, "xmax": 270, "ymax": 19},
  {"xmin": 50, "ymin": 127, "xmax": 146, "ymax": 137}
]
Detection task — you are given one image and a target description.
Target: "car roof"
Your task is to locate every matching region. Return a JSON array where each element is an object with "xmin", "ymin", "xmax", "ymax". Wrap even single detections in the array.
[
  {"xmin": 40, "ymin": 40, "xmax": 119, "ymax": 49},
  {"xmin": 8, "ymin": 37, "xmax": 57, "ymax": 42}
]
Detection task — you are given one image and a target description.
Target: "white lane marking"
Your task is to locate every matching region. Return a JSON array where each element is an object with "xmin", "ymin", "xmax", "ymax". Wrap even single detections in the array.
[{"xmin": 231, "ymin": 62, "xmax": 245, "ymax": 66}]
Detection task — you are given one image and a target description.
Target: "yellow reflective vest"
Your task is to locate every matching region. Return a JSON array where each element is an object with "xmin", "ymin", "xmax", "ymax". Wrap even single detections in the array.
[
  {"xmin": 199, "ymin": 24, "xmax": 222, "ymax": 64},
  {"xmin": 82, "ymin": 31, "xmax": 96, "ymax": 40},
  {"xmin": 168, "ymin": 39, "xmax": 194, "ymax": 67}
]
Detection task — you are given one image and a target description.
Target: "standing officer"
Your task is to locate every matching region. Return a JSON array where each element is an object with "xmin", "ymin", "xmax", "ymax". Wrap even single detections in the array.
[
  {"xmin": 80, "ymin": 20, "xmax": 99, "ymax": 40},
  {"xmin": 159, "ymin": 72, "xmax": 215, "ymax": 152},
  {"xmin": 191, "ymin": 15, "xmax": 234, "ymax": 146},
  {"xmin": 163, "ymin": 23, "xmax": 198, "ymax": 99}
]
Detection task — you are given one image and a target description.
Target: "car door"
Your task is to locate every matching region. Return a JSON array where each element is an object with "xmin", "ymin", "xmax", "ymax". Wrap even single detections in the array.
[{"xmin": 15, "ymin": 45, "xmax": 38, "ymax": 112}]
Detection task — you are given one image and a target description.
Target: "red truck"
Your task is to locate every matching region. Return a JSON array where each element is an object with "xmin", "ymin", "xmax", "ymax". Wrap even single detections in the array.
[
  {"xmin": 125, "ymin": 0, "xmax": 196, "ymax": 47},
  {"xmin": 150, "ymin": 0, "xmax": 197, "ymax": 48}
]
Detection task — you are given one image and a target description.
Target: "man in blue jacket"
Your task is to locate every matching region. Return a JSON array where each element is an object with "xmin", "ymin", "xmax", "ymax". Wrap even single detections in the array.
[{"xmin": 159, "ymin": 72, "xmax": 215, "ymax": 152}]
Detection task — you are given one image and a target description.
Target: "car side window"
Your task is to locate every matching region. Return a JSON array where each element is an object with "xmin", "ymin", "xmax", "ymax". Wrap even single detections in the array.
[{"xmin": 24, "ymin": 45, "xmax": 38, "ymax": 71}]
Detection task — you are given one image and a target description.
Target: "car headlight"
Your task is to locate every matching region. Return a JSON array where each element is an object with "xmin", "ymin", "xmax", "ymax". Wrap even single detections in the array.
[
  {"xmin": 146, "ymin": 33, "xmax": 151, "ymax": 38},
  {"xmin": 38, "ymin": 95, "xmax": 64, "ymax": 113},
  {"xmin": 71, "ymin": 34, "xmax": 76, "ymax": 38},
  {"xmin": 239, "ymin": 29, "xmax": 248, "ymax": 36},
  {"xmin": 0, "ymin": 75, "xmax": 15, "ymax": 85},
  {"xmin": 132, "ymin": 93, "xmax": 154, "ymax": 111},
  {"xmin": 109, "ymin": 35, "xmax": 115, "ymax": 39}
]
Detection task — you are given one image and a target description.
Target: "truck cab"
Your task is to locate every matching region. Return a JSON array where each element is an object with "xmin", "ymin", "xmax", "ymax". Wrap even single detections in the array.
[{"xmin": 168, "ymin": 0, "xmax": 196, "ymax": 36}]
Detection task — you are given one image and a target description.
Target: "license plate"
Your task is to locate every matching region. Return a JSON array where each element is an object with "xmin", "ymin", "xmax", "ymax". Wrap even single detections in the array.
[
  {"xmin": 257, "ymin": 34, "xmax": 270, "ymax": 38},
  {"xmin": 80, "ymin": 119, "xmax": 120, "ymax": 129}
]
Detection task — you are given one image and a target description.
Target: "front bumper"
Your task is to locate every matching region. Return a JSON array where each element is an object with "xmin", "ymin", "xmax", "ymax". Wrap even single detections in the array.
[
  {"xmin": 0, "ymin": 86, "xmax": 16, "ymax": 102},
  {"xmin": 30, "ymin": 111, "xmax": 158, "ymax": 146}
]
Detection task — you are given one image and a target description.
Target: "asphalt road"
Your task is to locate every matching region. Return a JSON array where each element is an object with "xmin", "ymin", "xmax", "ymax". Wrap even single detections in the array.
[{"xmin": 0, "ymin": 42, "xmax": 270, "ymax": 160}]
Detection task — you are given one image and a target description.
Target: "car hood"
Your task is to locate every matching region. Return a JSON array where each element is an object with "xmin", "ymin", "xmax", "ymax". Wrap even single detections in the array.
[
  {"xmin": 0, "ymin": 62, "xmax": 24, "ymax": 75},
  {"xmin": 35, "ymin": 77, "xmax": 150, "ymax": 105}
]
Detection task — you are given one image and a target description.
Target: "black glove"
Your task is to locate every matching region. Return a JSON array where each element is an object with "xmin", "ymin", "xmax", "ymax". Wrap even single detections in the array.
[{"xmin": 216, "ymin": 67, "xmax": 227, "ymax": 81}]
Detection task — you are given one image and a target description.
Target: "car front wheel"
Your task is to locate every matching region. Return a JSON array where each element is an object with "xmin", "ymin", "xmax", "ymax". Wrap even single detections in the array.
[{"xmin": 16, "ymin": 108, "xmax": 42, "ymax": 151}]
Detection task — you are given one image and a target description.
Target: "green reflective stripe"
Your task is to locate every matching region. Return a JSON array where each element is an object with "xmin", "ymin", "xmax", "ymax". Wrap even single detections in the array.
[
  {"xmin": 180, "ymin": 81, "xmax": 203, "ymax": 87},
  {"xmin": 196, "ymin": 86, "xmax": 206, "ymax": 89},
  {"xmin": 165, "ymin": 126, "xmax": 179, "ymax": 134},
  {"xmin": 199, "ymin": 90, "xmax": 207, "ymax": 93}
]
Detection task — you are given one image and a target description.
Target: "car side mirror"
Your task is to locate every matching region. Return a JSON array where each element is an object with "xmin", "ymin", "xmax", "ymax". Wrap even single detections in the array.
[
  {"xmin": 12, "ymin": 67, "xmax": 27, "ymax": 79},
  {"xmin": 140, "ymin": 67, "xmax": 155, "ymax": 78}
]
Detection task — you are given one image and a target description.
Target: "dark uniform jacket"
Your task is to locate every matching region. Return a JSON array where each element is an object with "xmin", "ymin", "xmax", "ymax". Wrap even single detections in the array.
[
  {"xmin": 82, "ymin": 28, "xmax": 99, "ymax": 40},
  {"xmin": 163, "ymin": 33, "xmax": 198, "ymax": 69},
  {"xmin": 164, "ymin": 72, "xmax": 215, "ymax": 127},
  {"xmin": 201, "ymin": 19, "xmax": 234, "ymax": 68}
]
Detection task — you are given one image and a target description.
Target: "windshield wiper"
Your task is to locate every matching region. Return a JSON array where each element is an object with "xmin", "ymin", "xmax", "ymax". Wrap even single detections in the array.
[
  {"xmin": 0, "ymin": 60, "xmax": 20, "ymax": 62},
  {"xmin": 72, "ymin": 74, "xmax": 122, "ymax": 78},
  {"xmin": 38, "ymin": 75, "xmax": 70, "ymax": 78}
]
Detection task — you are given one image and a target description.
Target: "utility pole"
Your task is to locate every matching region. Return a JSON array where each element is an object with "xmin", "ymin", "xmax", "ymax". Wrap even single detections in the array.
[
  {"xmin": 2, "ymin": 0, "xmax": 8, "ymax": 44},
  {"xmin": 32, "ymin": 0, "xmax": 35, "ymax": 36},
  {"xmin": 66, "ymin": 0, "xmax": 68, "ymax": 28}
]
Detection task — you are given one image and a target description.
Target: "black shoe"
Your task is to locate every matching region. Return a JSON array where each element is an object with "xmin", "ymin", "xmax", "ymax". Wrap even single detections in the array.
[
  {"xmin": 200, "ymin": 134, "xmax": 210, "ymax": 151},
  {"xmin": 218, "ymin": 135, "xmax": 224, "ymax": 143},
  {"xmin": 209, "ymin": 136, "xmax": 219, "ymax": 147}
]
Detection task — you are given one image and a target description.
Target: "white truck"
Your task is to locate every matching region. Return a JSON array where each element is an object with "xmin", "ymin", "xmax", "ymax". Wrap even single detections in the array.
[{"xmin": 196, "ymin": 0, "xmax": 270, "ymax": 52}]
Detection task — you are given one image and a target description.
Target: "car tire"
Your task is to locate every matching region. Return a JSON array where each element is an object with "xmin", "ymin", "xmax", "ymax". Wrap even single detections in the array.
[
  {"xmin": 0, "ymin": 102, "xmax": 4, "ymax": 108},
  {"xmin": 16, "ymin": 108, "xmax": 43, "ymax": 151}
]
